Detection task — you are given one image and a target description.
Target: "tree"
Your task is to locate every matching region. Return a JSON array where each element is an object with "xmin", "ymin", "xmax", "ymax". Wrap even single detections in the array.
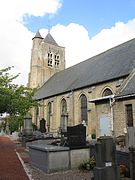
[{"xmin": 0, "ymin": 67, "xmax": 37, "ymax": 132}]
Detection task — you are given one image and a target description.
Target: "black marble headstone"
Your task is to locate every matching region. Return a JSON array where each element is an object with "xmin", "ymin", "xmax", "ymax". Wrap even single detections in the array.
[
  {"xmin": 39, "ymin": 118, "xmax": 46, "ymax": 133},
  {"xmin": 67, "ymin": 124, "xmax": 86, "ymax": 148}
]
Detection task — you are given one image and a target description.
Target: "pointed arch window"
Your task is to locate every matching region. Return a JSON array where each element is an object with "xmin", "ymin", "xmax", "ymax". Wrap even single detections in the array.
[
  {"xmin": 80, "ymin": 94, "xmax": 88, "ymax": 124},
  {"xmin": 126, "ymin": 104, "xmax": 133, "ymax": 127},
  {"xmin": 47, "ymin": 102, "xmax": 52, "ymax": 132},
  {"xmin": 102, "ymin": 88, "xmax": 113, "ymax": 97},
  {"xmin": 60, "ymin": 99, "xmax": 68, "ymax": 132}
]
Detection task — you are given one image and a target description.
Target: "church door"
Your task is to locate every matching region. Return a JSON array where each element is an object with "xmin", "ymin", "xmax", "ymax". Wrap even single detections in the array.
[{"xmin": 100, "ymin": 114, "xmax": 109, "ymax": 136}]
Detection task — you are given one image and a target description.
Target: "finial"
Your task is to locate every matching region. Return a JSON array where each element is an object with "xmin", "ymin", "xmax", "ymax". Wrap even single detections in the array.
[{"xmin": 47, "ymin": 19, "xmax": 51, "ymax": 33}]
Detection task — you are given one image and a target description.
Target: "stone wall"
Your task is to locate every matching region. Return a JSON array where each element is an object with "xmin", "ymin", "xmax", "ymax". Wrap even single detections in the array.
[
  {"xmin": 114, "ymin": 99, "xmax": 135, "ymax": 136},
  {"xmin": 34, "ymin": 78, "xmax": 125, "ymax": 137}
]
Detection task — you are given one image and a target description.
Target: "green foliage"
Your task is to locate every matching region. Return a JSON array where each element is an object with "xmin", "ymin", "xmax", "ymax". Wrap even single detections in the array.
[
  {"xmin": 5, "ymin": 116, "xmax": 23, "ymax": 133},
  {"xmin": 0, "ymin": 67, "xmax": 37, "ymax": 116},
  {"xmin": 78, "ymin": 156, "xmax": 96, "ymax": 171},
  {"xmin": 0, "ymin": 67, "xmax": 38, "ymax": 132}
]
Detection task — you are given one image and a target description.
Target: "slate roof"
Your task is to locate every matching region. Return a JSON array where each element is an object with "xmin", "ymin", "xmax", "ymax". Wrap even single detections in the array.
[
  {"xmin": 44, "ymin": 32, "xmax": 58, "ymax": 46},
  {"xmin": 32, "ymin": 30, "xmax": 43, "ymax": 40},
  {"xmin": 116, "ymin": 73, "xmax": 135, "ymax": 99},
  {"xmin": 35, "ymin": 38, "xmax": 135, "ymax": 100}
]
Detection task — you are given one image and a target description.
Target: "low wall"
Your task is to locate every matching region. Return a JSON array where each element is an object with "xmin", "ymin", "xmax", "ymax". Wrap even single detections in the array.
[
  {"xmin": 29, "ymin": 144, "xmax": 90, "ymax": 173},
  {"xmin": 70, "ymin": 147, "xmax": 90, "ymax": 169},
  {"xmin": 116, "ymin": 150, "xmax": 130, "ymax": 170}
]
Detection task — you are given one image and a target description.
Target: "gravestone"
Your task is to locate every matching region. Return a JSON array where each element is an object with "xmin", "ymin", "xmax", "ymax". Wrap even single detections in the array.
[
  {"xmin": 67, "ymin": 124, "xmax": 86, "ymax": 148},
  {"xmin": 39, "ymin": 118, "xmax": 46, "ymax": 133},
  {"xmin": 5, "ymin": 122, "xmax": 10, "ymax": 135},
  {"xmin": 23, "ymin": 114, "xmax": 33, "ymax": 136},
  {"xmin": 92, "ymin": 136, "xmax": 120, "ymax": 180},
  {"xmin": 22, "ymin": 114, "xmax": 33, "ymax": 147},
  {"xmin": 129, "ymin": 147, "xmax": 135, "ymax": 180}
]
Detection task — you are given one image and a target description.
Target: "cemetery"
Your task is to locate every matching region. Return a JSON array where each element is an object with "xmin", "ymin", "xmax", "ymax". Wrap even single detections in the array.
[
  {"xmin": 13, "ymin": 114, "xmax": 135, "ymax": 179},
  {"xmin": 0, "ymin": 113, "xmax": 134, "ymax": 179}
]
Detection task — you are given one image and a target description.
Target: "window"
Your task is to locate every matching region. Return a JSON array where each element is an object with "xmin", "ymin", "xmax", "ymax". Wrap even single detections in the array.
[
  {"xmin": 35, "ymin": 106, "xmax": 39, "ymax": 126},
  {"xmin": 47, "ymin": 102, "xmax": 52, "ymax": 132},
  {"xmin": 126, "ymin": 104, "xmax": 133, "ymax": 127},
  {"xmin": 48, "ymin": 52, "xmax": 53, "ymax": 67},
  {"xmin": 102, "ymin": 88, "xmax": 113, "ymax": 97},
  {"xmin": 60, "ymin": 99, "xmax": 68, "ymax": 132},
  {"xmin": 80, "ymin": 94, "xmax": 88, "ymax": 124},
  {"xmin": 54, "ymin": 54, "xmax": 60, "ymax": 68}
]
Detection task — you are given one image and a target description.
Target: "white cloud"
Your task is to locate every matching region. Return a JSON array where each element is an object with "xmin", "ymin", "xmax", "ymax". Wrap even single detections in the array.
[
  {"xmin": 88, "ymin": 19, "xmax": 135, "ymax": 57},
  {"xmin": 0, "ymin": 0, "xmax": 62, "ymax": 85},
  {"xmin": 0, "ymin": 0, "xmax": 135, "ymax": 86},
  {"xmin": 50, "ymin": 19, "xmax": 135, "ymax": 67},
  {"xmin": 0, "ymin": 0, "xmax": 62, "ymax": 21}
]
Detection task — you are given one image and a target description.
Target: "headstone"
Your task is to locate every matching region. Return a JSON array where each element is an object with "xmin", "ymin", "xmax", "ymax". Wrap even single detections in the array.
[
  {"xmin": 5, "ymin": 122, "xmax": 10, "ymax": 135},
  {"xmin": 92, "ymin": 136, "xmax": 120, "ymax": 180},
  {"xmin": 11, "ymin": 131, "xmax": 19, "ymax": 140},
  {"xmin": 23, "ymin": 114, "xmax": 33, "ymax": 136},
  {"xmin": 39, "ymin": 118, "xmax": 46, "ymax": 133},
  {"xmin": 0, "ymin": 129, "xmax": 5, "ymax": 136},
  {"xmin": 33, "ymin": 130, "xmax": 44, "ymax": 139},
  {"xmin": 67, "ymin": 124, "xmax": 86, "ymax": 148},
  {"xmin": 129, "ymin": 147, "xmax": 135, "ymax": 180}
]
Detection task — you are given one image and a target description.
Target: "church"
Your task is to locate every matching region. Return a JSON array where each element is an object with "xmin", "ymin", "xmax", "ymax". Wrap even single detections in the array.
[{"xmin": 28, "ymin": 30, "xmax": 135, "ymax": 138}]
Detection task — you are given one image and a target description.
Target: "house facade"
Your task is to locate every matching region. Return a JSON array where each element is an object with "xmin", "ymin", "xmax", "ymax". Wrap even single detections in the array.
[{"xmin": 28, "ymin": 30, "xmax": 135, "ymax": 138}]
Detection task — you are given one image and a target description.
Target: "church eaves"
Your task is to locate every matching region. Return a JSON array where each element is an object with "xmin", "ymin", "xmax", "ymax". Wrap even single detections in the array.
[
  {"xmin": 35, "ymin": 37, "xmax": 135, "ymax": 100},
  {"xmin": 44, "ymin": 32, "xmax": 58, "ymax": 46}
]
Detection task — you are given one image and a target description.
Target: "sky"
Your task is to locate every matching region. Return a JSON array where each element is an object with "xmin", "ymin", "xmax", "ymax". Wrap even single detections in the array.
[{"xmin": 1, "ymin": 0, "xmax": 135, "ymax": 85}]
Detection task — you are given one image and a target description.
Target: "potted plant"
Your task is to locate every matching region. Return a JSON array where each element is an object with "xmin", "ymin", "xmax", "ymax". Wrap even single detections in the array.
[{"xmin": 91, "ymin": 129, "xmax": 96, "ymax": 139}]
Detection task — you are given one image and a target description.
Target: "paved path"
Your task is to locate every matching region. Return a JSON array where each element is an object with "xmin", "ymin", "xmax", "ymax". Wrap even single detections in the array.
[{"xmin": 0, "ymin": 136, "xmax": 29, "ymax": 180}]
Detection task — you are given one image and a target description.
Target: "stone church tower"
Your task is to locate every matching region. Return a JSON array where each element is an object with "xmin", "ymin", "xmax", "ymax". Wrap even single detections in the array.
[{"xmin": 28, "ymin": 30, "xmax": 65, "ymax": 88}]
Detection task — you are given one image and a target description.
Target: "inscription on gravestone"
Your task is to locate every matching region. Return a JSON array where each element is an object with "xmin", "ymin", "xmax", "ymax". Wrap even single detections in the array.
[{"xmin": 67, "ymin": 124, "xmax": 86, "ymax": 148}]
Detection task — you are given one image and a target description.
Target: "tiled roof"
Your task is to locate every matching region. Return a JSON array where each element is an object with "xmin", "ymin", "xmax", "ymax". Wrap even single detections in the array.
[
  {"xmin": 44, "ymin": 32, "xmax": 58, "ymax": 46},
  {"xmin": 116, "ymin": 72, "xmax": 135, "ymax": 98},
  {"xmin": 32, "ymin": 30, "xmax": 43, "ymax": 40},
  {"xmin": 35, "ymin": 38, "xmax": 135, "ymax": 100}
]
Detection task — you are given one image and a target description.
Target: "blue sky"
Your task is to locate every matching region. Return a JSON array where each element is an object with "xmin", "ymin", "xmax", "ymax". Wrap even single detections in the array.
[
  {"xmin": 0, "ymin": 0, "xmax": 135, "ymax": 85},
  {"xmin": 26, "ymin": 0, "xmax": 135, "ymax": 36}
]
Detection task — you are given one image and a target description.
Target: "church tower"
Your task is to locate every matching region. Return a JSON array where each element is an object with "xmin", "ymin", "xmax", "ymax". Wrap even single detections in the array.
[{"xmin": 28, "ymin": 30, "xmax": 65, "ymax": 88}]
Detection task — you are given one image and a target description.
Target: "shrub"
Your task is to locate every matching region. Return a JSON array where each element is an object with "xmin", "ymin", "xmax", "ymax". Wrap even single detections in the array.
[
  {"xmin": 91, "ymin": 129, "xmax": 96, "ymax": 139},
  {"xmin": 78, "ymin": 156, "xmax": 96, "ymax": 171}
]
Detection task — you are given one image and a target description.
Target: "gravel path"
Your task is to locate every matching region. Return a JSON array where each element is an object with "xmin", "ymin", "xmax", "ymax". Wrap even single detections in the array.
[{"xmin": 25, "ymin": 164, "xmax": 93, "ymax": 180}]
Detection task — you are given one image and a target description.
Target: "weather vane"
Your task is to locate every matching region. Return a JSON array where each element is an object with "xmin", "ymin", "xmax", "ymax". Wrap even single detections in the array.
[{"xmin": 48, "ymin": 19, "xmax": 51, "ymax": 33}]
